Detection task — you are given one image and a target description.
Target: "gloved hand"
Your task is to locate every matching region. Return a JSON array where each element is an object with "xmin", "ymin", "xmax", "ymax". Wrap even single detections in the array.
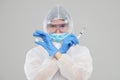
[
  {"xmin": 59, "ymin": 34, "xmax": 79, "ymax": 53},
  {"xmin": 33, "ymin": 30, "xmax": 58, "ymax": 56}
]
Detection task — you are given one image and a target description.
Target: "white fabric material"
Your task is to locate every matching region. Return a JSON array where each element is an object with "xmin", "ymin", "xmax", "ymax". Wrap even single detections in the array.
[{"xmin": 24, "ymin": 42, "xmax": 93, "ymax": 80}]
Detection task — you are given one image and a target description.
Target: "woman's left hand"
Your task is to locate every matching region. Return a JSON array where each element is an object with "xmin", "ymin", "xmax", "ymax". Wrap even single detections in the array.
[{"xmin": 33, "ymin": 30, "xmax": 58, "ymax": 56}]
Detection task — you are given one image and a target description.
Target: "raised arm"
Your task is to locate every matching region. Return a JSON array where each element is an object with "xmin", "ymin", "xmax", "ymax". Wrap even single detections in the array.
[
  {"xmin": 24, "ymin": 49, "xmax": 58, "ymax": 80},
  {"xmin": 55, "ymin": 45, "xmax": 93, "ymax": 80}
]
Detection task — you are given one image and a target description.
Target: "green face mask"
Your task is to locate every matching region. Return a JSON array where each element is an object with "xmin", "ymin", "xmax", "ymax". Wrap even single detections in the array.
[{"xmin": 49, "ymin": 33, "xmax": 70, "ymax": 42}]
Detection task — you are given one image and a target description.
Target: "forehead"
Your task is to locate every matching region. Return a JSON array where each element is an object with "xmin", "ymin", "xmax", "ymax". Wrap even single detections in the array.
[{"xmin": 50, "ymin": 19, "xmax": 66, "ymax": 25}]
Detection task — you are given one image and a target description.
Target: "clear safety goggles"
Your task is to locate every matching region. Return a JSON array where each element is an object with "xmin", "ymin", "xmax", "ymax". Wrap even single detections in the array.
[{"xmin": 47, "ymin": 23, "xmax": 69, "ymax": 32}]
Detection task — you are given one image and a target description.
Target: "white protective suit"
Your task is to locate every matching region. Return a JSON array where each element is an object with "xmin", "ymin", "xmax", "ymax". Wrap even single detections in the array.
[{"xmin": 24, "ymin": 5, "xmax": 93, "ymax": 80}]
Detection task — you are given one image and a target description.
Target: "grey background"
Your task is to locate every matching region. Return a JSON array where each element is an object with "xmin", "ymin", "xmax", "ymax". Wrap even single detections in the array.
[{"xmin": 0, "ymin": 0, "xmax": 120, "ymax": 80}]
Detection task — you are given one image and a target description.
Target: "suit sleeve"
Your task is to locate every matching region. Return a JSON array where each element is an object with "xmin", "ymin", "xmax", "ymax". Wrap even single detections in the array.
[
  {"xmin": 56, "ymin": 45, "xmax": 93, "ymax": 80},
  {"xmin": 24, "ymin": 49, "xmax": 58, "ymax": 80}
]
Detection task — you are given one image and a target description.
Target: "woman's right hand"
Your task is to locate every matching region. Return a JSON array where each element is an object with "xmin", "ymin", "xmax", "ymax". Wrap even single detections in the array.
[{"xmin": 59, "ymin": 34, "xmax": 79, "ymax": 53}]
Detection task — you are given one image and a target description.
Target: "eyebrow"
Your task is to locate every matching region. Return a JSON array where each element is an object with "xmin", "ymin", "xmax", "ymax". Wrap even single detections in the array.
[{"xmin": 51, "ymin": 19, "xmax": 65, "ymax": 22}]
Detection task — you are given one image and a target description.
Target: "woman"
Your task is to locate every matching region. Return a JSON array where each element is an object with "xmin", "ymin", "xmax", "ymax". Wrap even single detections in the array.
[{"xmin": 24, "ymin": 5, "xmax": 93, "ymax": 80}]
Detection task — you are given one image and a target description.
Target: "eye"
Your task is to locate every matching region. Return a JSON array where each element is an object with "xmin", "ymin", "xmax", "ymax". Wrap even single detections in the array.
[
  {"xmin": 60, "ymin": 24, "xmax": 65, "ymax": 28},
  {"xmin": 50, "ymin": 25, "xmax": 56, "ymax": 28}
]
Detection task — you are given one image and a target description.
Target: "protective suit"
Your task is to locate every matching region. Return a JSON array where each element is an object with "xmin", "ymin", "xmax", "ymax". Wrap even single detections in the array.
[{"xmin": 24, "ymin": 5, "xmax": 93, "ymax": 80}]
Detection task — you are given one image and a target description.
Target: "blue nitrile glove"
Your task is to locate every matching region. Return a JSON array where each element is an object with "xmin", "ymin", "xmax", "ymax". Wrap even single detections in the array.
[
  {"xmin": 33, "ymin": 30, "xmax": 58, "ymax": 56},
  {"xmin": 59, "ymin": 34, "xmax": 79, "ymax": 53}
]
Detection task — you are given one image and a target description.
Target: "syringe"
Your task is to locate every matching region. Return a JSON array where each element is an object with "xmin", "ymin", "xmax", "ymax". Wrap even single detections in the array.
[{"xmin": 77, "ymin": 25, "xmax": 86, "ymax": 39}]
